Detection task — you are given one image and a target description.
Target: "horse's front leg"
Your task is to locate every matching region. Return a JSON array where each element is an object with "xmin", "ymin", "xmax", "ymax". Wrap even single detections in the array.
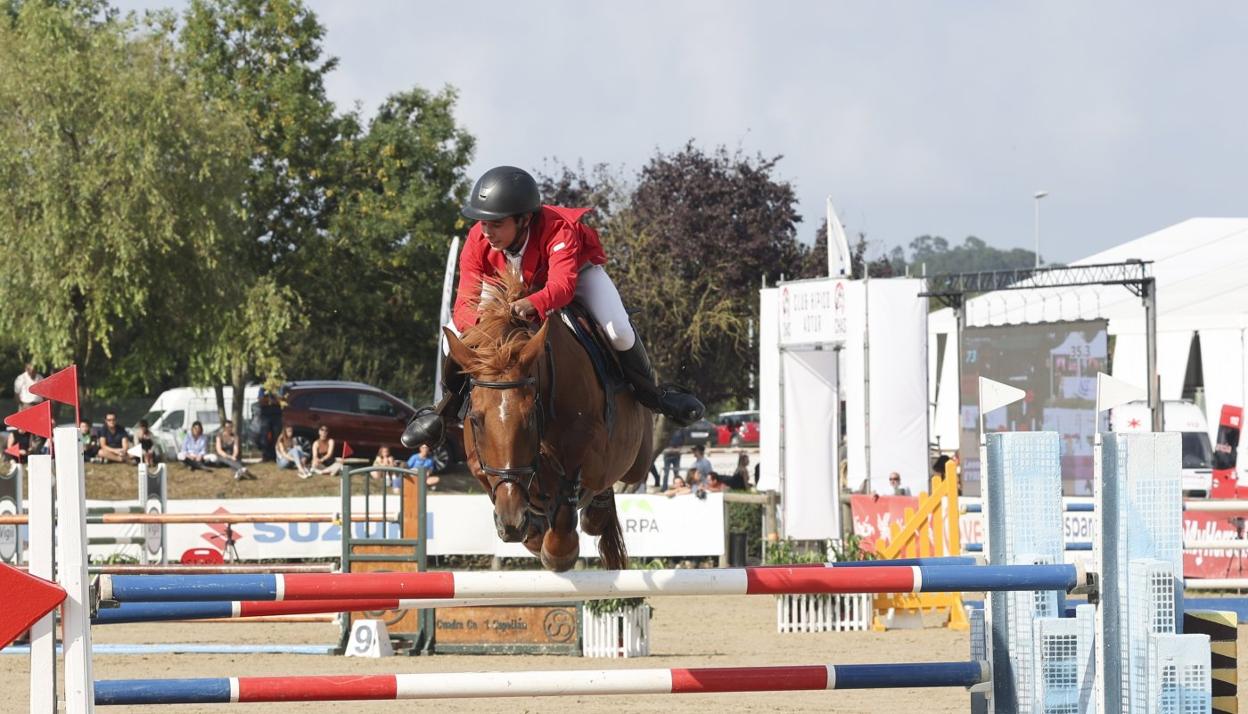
[{"xmin": 540, "ymin": 470, "xmax": 581, "ymax": 572}]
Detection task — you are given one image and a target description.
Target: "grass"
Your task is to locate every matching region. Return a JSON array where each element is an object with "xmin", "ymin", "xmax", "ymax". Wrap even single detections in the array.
[{"xmin": 23, "ymin": 460, "xmax": 482, "ymax": 501}]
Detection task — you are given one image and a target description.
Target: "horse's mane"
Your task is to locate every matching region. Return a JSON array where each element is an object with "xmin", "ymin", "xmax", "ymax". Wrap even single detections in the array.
[{"xmin": 458, "ymin": 268, "xmax": 538, "ymax": 378}]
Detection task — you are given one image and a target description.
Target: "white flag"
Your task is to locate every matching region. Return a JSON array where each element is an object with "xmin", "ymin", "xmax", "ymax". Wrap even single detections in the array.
[
  {"xmin": 1096, "ymin": 372, "xmax": 1145, "ymax": 414},
  {"xmin": 979, "ymin": 377, "xmax": 1026, "ymax": 416},
  {"xmin": 826, "ymin": 197, "xmax": 852, "ymax": 278}
]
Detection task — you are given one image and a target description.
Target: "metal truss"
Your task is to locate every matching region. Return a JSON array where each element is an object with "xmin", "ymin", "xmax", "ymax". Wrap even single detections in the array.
[{"xmin": 921, "ymin": 260, "xmax": 1154, "ymax": 308}]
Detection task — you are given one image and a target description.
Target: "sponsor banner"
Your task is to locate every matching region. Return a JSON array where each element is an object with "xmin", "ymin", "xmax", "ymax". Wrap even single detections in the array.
[
  {"xmin": 777, "ymin": 279, "xmax": 850, "ymax": 346},
  {"xmin": 849, "ymin": 496, "xmax": 1244, "ymax": 577},
  {"xmin": 32, "ymin": 492, "xmax": 724, "ymax": 563}
]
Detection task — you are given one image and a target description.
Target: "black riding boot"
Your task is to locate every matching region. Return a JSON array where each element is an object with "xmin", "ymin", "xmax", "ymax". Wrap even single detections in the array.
[
  {"xmin": 617, "ymin": 338, "xmax": 705, "ymax": 427},
  {"xmin": 402, "ymin": 356, "xmax": 467, "ymax": 449}
]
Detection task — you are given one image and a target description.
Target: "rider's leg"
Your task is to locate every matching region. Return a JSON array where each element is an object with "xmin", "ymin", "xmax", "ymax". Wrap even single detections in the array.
[
  {"xmin": 575, "ymin": 264, "xmax": 704, "ymax": 426},
  {"xmin": 402, "ymin": 329, "xmax": 468, "ymax": 449}
]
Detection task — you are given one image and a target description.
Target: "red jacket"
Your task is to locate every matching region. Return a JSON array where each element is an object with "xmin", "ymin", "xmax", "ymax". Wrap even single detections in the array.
[{"xmin": 452, "ymin": 205, "xmax": 607, "ymax": 332}]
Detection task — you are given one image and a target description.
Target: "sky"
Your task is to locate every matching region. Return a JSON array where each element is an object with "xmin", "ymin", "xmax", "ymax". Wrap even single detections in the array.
[{"xmin": 115, "ymin": 1, "xmax": 1248, "ymax": 264}]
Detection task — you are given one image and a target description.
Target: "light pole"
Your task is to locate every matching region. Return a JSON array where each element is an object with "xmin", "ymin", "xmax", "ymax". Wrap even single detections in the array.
[{"xmin": 1033, "ymin": 191, "xmax": 1049, "ymax": 268}]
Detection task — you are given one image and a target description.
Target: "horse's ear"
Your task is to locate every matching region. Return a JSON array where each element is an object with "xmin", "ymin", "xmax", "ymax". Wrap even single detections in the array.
[
  {"xmin": 443, "ymin": 327, "xmax": 474, "ymax": 370},
  {"xmin": 518, "ymin": 319, "xmax": 550, "ymax": 368}
]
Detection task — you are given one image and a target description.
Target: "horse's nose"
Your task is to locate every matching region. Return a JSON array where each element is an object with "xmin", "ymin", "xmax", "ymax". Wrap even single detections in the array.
[{"xmin": 494, "ymin": 511, "xmax": 528, "ymax": 542}]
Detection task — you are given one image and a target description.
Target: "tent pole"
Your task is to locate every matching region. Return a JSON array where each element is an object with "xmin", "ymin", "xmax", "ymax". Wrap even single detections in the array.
[{"xmin": 1143, "ymin": 277, "xmax": 1161, "ymax": 431}]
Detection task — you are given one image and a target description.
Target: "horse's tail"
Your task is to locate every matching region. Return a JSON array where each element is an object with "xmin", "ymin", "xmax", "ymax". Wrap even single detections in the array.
[{"xmin": 596, "ymin": 494, "xmax": 629, "ymax": 571}]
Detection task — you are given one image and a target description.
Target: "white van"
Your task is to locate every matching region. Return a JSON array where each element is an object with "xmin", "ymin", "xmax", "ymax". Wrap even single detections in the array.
[
  {"xmin": 138, "ymin": 386, "xmax": 260, "ymax": 458},
  {"xmin": 1108, "ymin": 399, "xmax": 1213, "ymax": 496}
]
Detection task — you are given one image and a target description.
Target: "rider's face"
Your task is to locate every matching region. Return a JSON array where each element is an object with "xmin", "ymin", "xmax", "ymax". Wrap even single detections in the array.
[{"xmin": 481, "ymin": 216, "xmax": 525, "ymax": 252}]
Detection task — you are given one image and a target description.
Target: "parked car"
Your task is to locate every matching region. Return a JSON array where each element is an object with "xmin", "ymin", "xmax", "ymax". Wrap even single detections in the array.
[
  {"xmin": 714, "ymin": 410, "xmax": 760, "ymax": 447},
  {"xmin": 672, "ymin": 418, "xmax": 717, "ymax": 450},
  {"xmin": 274, "ymin": 381, "xmax": 464, "ymax": 471}
]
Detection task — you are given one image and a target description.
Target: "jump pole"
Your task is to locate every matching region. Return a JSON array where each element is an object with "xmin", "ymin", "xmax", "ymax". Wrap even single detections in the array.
[
  {"xmin": 93, "ymin": 661, "xmax": 991, "ymax": 705},
  {"xmin": 98, "ymin": 563, "xmax": 1080, "ymax": 603}
]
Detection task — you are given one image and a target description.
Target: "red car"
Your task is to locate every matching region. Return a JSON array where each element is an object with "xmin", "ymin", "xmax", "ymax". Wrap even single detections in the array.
[
  {"xmin": 277, "ymin": 381, "xmax": 419, "ymax": 459},
  {"xmin": 715, "ymin": 410, "xmax": 760, "ymax": 447}
]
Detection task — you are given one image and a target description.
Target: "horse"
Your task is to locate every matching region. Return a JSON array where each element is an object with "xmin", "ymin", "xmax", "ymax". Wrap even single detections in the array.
[{"xmin": 442, "ymin": 270, "xmax": 653, "ymax": 572}]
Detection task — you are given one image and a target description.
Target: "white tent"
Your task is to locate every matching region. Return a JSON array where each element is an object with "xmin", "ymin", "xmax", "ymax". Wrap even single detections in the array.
[
  {"xmin": 930, "ymin": 218, "xmax": 1248, "ymax": 470},
  {"xmin": 759, "ymin": 277, "xmax": 928, "ymax": 538}
]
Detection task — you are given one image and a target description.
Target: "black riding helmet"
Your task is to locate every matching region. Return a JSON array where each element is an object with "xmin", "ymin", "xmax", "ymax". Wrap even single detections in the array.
[{"xmin": 461, "ymin": 166, "xmax": 541, "ymax": 221}]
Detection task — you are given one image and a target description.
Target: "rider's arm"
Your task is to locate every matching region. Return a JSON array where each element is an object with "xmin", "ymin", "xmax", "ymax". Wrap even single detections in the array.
[
  {"xmin": 526, "ymin": 222, "xmax": 584, "ymax": 317},
  {"xmin": 452, "ymin": 232, "xmax": 491, "ymax": 332}
]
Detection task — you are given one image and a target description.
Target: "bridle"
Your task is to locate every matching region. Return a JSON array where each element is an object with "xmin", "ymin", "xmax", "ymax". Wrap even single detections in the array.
[{"xmin": 466, "ymin": 337, "xmax": 555, "ymax": 499}]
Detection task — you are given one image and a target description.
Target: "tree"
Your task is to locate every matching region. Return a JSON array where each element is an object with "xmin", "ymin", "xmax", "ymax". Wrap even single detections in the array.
[
  {"xmin": 308, "ymin": 87, "xmax": 475, "ymax": 400},
  {"xmin": 0, "ymin": 1, "xmax": 246, "ymax": 396},
  {"xmin": 615, "ymin": 144, "xmax": 806, "ymax": 408},
  {"xmin": 908, "ymin": 235, "xmax": 1037, "ymax": 274}
]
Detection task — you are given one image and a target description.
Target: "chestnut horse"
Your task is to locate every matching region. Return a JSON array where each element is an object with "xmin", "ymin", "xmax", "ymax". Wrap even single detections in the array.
[{"xmin": 443, "ymin": 270, "xmax": 653, "ymax": 571}]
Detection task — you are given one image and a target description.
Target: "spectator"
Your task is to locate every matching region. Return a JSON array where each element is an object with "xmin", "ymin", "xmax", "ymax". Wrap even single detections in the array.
[
  {"xmin": 96, "ymin": 412, "xmax": 131, "ymax": 464},
  {"xmin": 690, "ymin": 444, "xmax": 713, "ymax": 482},
  {"xmin": 310, "ymin": 425, "xmax": 343, "ymax": 476},
  {"xmin": 178, "ymin": 421, "xmax": 210, "ymax": 471},
  {"xmin": 371, "ymin": 445, "xmax": 398, "ymax": 482},
  {"xmin": 887, "ymin": 471, "xmax": 911, "ymax": 496},
  {"xmin": 127, "ymin": 419, "xmax": 157, "ymax": 468},
  {"xmin": 255, "ymin": 387, "xmax": 283, "ymax": 461},
  {"xmin": 663, "ymin": 475, "xmax": 689, "ymax": 498},
  {"xmin": 403, "ymin": 443, "xmax": 441, "ymax": 490},
  {"xmin": 705, "ymin": 472, "xmax": 727, "ymax": 492},
  {"xmin": 681, "ymin": 466, "xmax": 708, "ymax": 500},
  {"xmin": 275, "ymin": 425, "xmax": 310, "ymax": 478},
  {"xmin": 215, "ymin": 420, "xmax": 254, "ymax": 481},
  {"xmin": 13, "ymin": 363, "xmax": 43, "ymax": 409},
  {"xmin": 931, "ymin": 454, "xmax": 952, "ymax": 493},
  {"xmin": 659, "ymin": 429, "xmax": 682, "ymax": 491},
  {"xmin": 79, "ymin": 419, "xmax": 101, "ymax": 463},
  {"xmin": 723, "ymin": 452, "xmax": 750, "ymax": 490},
  {"xmin": 6, "ymin": 428, "xmax": 37, "ymax": 465}
]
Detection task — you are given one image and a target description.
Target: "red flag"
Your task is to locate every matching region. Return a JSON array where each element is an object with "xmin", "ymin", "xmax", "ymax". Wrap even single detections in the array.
[
  {"xmin": 4, "ymin": 401, "xmax": 52, "ymax": 440},
  {"xmin": 29, "ymin": 365, "xmax": 78, "ymax": 407},
  {"xmin": 0, "ymin": 563, "xmax": 66, "ymax": 651},
  {"xmin": 342, "ymin": 441, "xmax": 354, "ymax": 459}
]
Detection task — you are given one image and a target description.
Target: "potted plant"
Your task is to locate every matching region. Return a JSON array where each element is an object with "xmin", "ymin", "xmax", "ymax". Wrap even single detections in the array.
[
  {"xmin": 770, "ymin": 537, "xmax": 874, "ymax": 633},
  {"xmin": 582, "ymin": 596, "xmax": 651, "ymax": 658}
]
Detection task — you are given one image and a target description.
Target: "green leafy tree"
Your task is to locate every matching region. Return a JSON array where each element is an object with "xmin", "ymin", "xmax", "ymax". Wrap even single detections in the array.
[
  {"xmin": 0, "ymin": 1, "xmax": 246, "ymax": 396},
  {"xmin": 308, "ymin": 88, "xmax": 475, "ymax": 400}
]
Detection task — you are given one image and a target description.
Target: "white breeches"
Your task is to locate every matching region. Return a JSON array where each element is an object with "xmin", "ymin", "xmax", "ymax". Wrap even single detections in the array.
[{"xmin": 575, "ymin": 264, "xmax": 635, "ymax": 351}]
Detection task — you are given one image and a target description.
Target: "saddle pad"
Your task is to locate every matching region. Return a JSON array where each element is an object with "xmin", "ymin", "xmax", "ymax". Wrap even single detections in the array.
[{"xmin": 558, "ymin": 304, "xmax": 628, "ymax": 433}]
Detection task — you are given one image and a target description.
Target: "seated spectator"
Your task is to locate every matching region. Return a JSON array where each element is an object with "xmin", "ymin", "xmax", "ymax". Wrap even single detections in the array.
[
  {"xmin": 127, "ymin": 419, "xmax": 157, "ymax": 468},
  {"xmin": 275, "ymin": 425, "xmax": 310, "ymax": 478},
  {"xmin": 663, "ymin": 475, "xmax": 689, "ymax": 498},
  {"xmin": 79, "ymin": 419, "xmax": 101, "ymax": 463},
  {"xmin": 403, "ymin": 443, "xmax": 441, "ymax": 491},
  {"xmin": 96, "ymin": 412, "xmax": 131, "ymax": 463},
  {"xmin": 723, "ymin": 452, "xmax": 750, "ymax": 490},
  {"xmin": 705, "ymin": 472, "xmax": 727, "ymax": 492},
  {"xmin": 310, "ymin": 425, "xmax": 343, "ymax": 476},
  {"xmin": 215, "ymin": 420, "xmax": 254, "ymax": 481},
  {"xmin": 371, "ymin": 445, "xmax": 398, "ymax": 481},
  {"xmin": 6, "ymin": 428, "xmax": 36, "ymax": 466},
  {"xmin": 178, "ymin": 421, "xmax": 210, "ymax": 471}
]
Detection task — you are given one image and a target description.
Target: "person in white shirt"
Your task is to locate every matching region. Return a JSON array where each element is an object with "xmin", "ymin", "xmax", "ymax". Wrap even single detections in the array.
[{"xmin": 13, "ymin": 363, "xmax": 42, "ymax": 408}]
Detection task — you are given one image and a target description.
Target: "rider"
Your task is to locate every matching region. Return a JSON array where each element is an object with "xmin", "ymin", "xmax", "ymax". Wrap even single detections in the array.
[{"xmin": 402, "ymin": 166, "xmax": 704, "ymax": 449}]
